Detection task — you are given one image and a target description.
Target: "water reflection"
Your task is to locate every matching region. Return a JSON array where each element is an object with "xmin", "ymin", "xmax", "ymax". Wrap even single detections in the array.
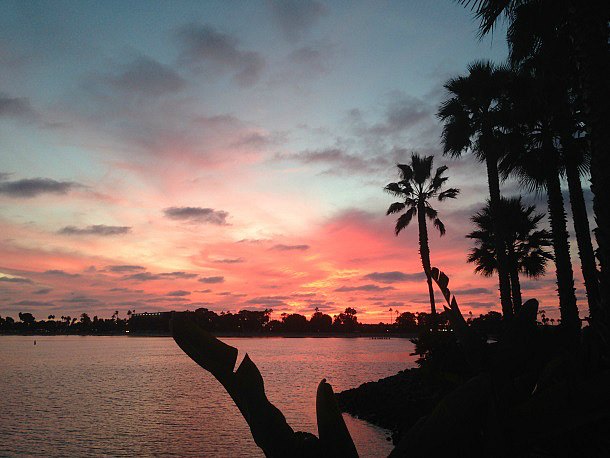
[{"xmin": 0, "ymin": 336, "xmax": 417, "ymax": 457}]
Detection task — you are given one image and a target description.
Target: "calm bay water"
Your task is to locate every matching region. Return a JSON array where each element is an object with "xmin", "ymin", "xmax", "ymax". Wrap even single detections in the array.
[{"xmin": 0, "ymin": 336, "xmax": 417, "ymax": 457}]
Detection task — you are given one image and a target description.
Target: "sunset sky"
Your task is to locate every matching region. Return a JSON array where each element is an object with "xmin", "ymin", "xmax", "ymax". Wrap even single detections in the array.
[{"xmin": 0, "ymin": 1, "xmax": 592, "ymax": 322}]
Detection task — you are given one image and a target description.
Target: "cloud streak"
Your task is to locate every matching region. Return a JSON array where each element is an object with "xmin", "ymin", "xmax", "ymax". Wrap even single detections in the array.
[
  {"xmin": 59, "ymin": 225, "xmax": 131, "ymax": 236},
  {"xmin": 271, "ymin": 244, "xmax": 310, "ymax": 251},
  {"xmin": 198, "ymin": 276, "xmax": 225, "ymax": 284},
  {"xmin": 163, "ymin": 207, "xmax": 229, "ymax": 225},
  {"xmin": 363, "ymin": 271, "xmax": 426, "ymax": 283},
  {"xmin": 0, "ymin": 178, "xmax": 81, "ymax": 198}
]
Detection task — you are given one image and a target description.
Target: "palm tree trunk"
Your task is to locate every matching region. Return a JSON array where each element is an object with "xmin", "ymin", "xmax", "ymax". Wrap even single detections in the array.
[
  {"xmin": 417, "ymin": 201, "xmax": 436, "ymax": 330},
  {"xmin": 570, "ymin": 2, "xmax": 610, "ymax": 314},
  {"xmin": 565, "ymin": 156, "xmax": 600, "ymax": 319},
  {"xmin": 545, "ymin": 160, "xmax": 580, "ymax": 338},
  {"xmin": 484, "ymin": 151, "xmax": 514, "ymax": 318},
  {"xmin": 507, "ymin": 246, "xmax": 522, "ymax": 313}
]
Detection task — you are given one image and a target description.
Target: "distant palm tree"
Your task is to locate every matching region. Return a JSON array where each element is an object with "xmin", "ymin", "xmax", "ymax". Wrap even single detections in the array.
[
  {"xmin": 385, "ymin": 153, "xmax": 459, "ymax": 329},
  {"xmin": 467, "ymin": 197, "xmax": 553, "ymax": 309},
  {"xmin": 438, "ymin": 60, "xmax": 515, "ymax": 318}
]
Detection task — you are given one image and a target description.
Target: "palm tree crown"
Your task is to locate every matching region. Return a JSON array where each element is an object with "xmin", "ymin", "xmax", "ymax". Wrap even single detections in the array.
[
  {"xmin": 467, "ymin": 197, "xmax": 553, "ymax": 277},
  {"xmin": 385, "ymin": 154, "xmax": 459, "ymax": 236}
]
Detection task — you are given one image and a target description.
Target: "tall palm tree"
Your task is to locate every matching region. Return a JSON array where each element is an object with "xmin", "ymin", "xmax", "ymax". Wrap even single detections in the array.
[
  {"xmin": 385, "ymin": 153, "xmax": 459, "ymax": 329},
  {"xmin": 457, "ymin": 0, "xmax": 610, "ymax": 319},
  {"xmin": 466, "ymin": 196, "xmax": 553, "ymax": 309},
  {"xmin": 500, "ymin": 69, "xmax": 581, "ymax": 336},
  {"xmin": 437, "ymin": 60, "xmax": 514, "ymax": 318},
  {"xmin": 506, "ymin": 0, "xmax": 601, "ymax": 318}
]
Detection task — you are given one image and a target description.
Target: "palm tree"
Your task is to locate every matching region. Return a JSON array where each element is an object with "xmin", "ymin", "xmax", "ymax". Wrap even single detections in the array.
[
  {"xmin": 457, "ymin": 0, "xmax": 609, "ymax": 320},
  {"xmin": 505, "ymin": 0, "xmax": 601, "ymax": 318},
  {"xmin": 437, "ymin": 60, "xmax": 514, "ymax": 318},
  {"xmin": 467, "ymin": 197, "xmax": 553, "ymax": 310},
  {"xmin": 500, "ymin": 69, "xmax": 581, "ymax": 336},
  {"xmin": 385, "ymin": 153, "xmax": 459, "ymax": 329}
]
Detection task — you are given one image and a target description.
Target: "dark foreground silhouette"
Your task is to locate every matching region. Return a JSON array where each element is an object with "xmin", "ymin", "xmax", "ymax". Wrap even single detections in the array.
[
  {"xmin": 171, "ymin": 312, "xmax": 358, "ymax": 457},
  {"xmin": 172, "ymin": 267, "xmax": 610, "ymax": 457}
]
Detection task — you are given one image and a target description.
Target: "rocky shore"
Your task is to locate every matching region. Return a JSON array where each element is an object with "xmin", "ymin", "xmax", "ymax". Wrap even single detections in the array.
[{"xmin": 336, "ymin": 367, "xmax": 439, "ymax": 443}]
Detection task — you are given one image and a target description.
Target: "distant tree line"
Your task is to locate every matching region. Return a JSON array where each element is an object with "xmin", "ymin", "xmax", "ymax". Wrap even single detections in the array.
[
  {"xmin": 1, "ymin": 306, "xmax": 552, "ymax": 337},
  {"xmin": 0, "ymin": 310, "xmax": 132, "ymax": 334}
]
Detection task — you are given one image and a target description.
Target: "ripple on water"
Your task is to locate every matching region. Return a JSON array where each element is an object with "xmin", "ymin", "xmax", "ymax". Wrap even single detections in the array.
[{"xmin": 0, "ymin": 336, "xmax": 417, "ymax": 457}]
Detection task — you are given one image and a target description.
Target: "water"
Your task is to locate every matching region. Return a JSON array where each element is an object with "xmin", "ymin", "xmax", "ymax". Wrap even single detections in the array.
[{"xmin": 0, "ymin": 336, "xmax": 417, "ymax": 457}]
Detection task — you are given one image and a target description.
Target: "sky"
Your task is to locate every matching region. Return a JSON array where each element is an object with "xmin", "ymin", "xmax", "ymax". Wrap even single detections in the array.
[{"xmin": 0, "ymin": 0, "xmax": 593, "ymax": 323}]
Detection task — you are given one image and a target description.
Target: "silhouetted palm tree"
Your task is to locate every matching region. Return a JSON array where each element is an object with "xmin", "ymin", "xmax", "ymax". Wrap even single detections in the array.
[
  {"xmin": 467, "ymin": 197, "xmax": 553, "ymax": 310},
  {"xmin": 505, "ymin": 0, "xmax": 601, "ymax": 318},
  {"xmin": 437, "ymin": 60, "xmax": 514, "ymax": 318},
  {"xmin": 458, "ymin": 0, "xmax": 609, "ymax": 322},
  {"xmin": 500, "ymin": 69, "xmax": 580, "ymax": 335},
  {"xmin": 385, "ymin": 153, "xmax": 459, "ymax": 329}
]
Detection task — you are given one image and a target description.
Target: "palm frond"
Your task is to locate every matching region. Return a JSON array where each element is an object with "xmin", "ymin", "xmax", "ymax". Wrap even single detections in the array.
[
  {"xmin": 395, "ymin": 207, "xmax": 416, "ymax": 235},
  {"xmin": 438, "ymin": 188, "xmax": 460, "ymax": 201},
  {"xmin": 386, "ymin": 201, "xmax": 406, "ymax": 215},
  {"xmin": 434, "ymin": 218, "xmax": 446, "ymax": 236},
  {"xmin": 411, "ymin": 153, "xmax": 434, "ymax": 185},
  {"xmin": 384, "ymin": 182, "xmax": 405, "ymax": 197},
  {"xmin": 397, "ymin": 164, "xmax": 413, "ymax": 181}
]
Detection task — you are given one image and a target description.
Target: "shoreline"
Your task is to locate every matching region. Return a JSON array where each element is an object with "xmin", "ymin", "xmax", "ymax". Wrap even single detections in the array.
[{"xmin": 0, "ymin": 331, "xmax": 418, "ymax": 338}]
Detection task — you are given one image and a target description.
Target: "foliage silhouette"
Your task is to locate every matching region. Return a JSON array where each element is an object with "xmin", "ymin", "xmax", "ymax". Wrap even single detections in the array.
[
  {"xmin": 438, "ymin": 60, "xmax": 514, "ymax": 318},
  {"xmin": 456, "ymin": 0, "xmax": 610, "ymax": 338},
  {"xmin": 466, "ymin": 196, "xmax": 553, "ymax": 310},
  {"xmin": 171, "ymin": 312, "xmax": 358, "ymax": 457},
  {"xmin": 385, "ymin": 153, "xmax": 459, "ymax": 329}
]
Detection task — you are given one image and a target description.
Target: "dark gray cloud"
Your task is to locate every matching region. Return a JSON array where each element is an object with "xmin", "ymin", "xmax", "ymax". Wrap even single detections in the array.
[
  {"xmin": 268, "ymin": 0, "xmax": 327, "ymax": 42},
  {"xmin": 468, "ymin": 301, "xmax": 496, "ymax": 309},
  {"xmin": 335, "ymin": 284, "xmax": 396, "ymax": 292},
  {"xmin": 0, "ymin": 93, "xmax": 38, "ymax": 120},
  {"xmin": 453, "ymin": 287, "xmax": 493, "ymax": 296},
  {"xmin": 368, "ymin": 94, "xmax": 431, "ymax": 135},
  {"xmin": 163, "ymin": 206, "xmax": 229, "ymax": 225},
  {"xmin": 109, "ymin": 287, "xmax": 143, "ymax": 293},
  {"xmin": 167, "ymin": 290, "xmax": 191, "ymax": 297},
  {"xmin": 364, "ymin": 271, "xmax": 426, "ymax": 284},
  {"xmin": 386, "ymin": 301, "xmax": 405, "ymax": 308},
  {"xmin": 198, "ymin": 276, "xmax": 225, "ymax": 284},
  {"xmin": 0, "ymin": 275, "xmax": 33, "ymax": 284},
  {"xmin": 33, "ymin": 288, "xmax": 52, "ymax": 295},
  {"xmin": 43, "ymin": 269, "xmax": 80, "ymax": 278},
  {"xmin": 58, "ymin": 225, "xmax": 131, "ymax": 236},
  {"xmin": 176, "ymin": 23, "xmax": 264, "ymax": 86},
  {"xmin": 277, "ymin": 148, "xmax": 378, "ymax": 175},
  {"xmin": 159, "ymin": 271, "xmax": 198, "ymax": 279},
  {"xmin": 271, "ymin": 244, "xmax": 310, "ymax": 251},
  {"xmin": 0, "ymin": 178, "xmax": 80, "ymax": 198},
  {"xmin": 108, "ymin": 56, "xmax": 186, "ymax": 96},
  {"xmin": 123, "ymin": 272, "xmax": 160, "ymax": 282},
  {"xmin": 146, "ymin": 297, "xmax": 189, "ymax": 303},
  {"xmin": 105, "ymin": 265, "xmax": 145, "ymax": 273}
]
